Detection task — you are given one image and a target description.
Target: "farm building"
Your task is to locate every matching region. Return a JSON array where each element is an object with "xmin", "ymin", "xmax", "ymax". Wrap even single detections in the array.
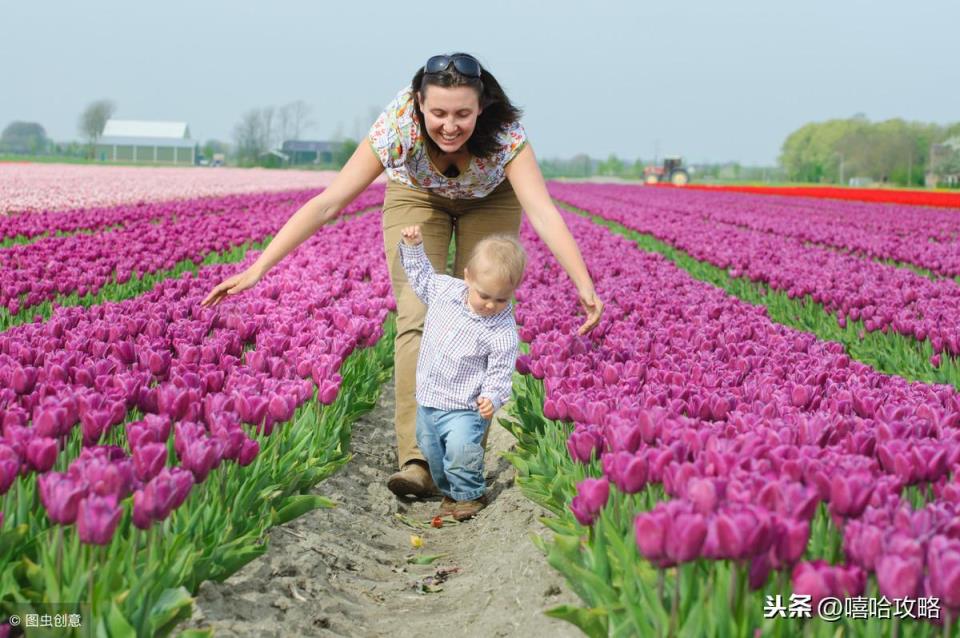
[
  {"xmin": 280, "ymin": 140, "xmax": 338, "ymax": 165},
  {"xmin": 96, "ymin": 120, "xmax": 196, "ymax": 165},
  {"xmin": 926, "ymin": 136, "xmax": 960, "ymax": 188}
]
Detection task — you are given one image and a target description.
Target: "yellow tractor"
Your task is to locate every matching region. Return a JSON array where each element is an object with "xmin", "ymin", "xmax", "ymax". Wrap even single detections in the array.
[{"xmin": 644, "ymin": 156, "xmax": 690, "ymax": 186}]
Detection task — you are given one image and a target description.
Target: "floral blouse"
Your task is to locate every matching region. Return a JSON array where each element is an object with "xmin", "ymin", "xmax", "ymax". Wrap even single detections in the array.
[{"xmin": 368, "ymin": 87, "xmax": 527, "ymax": 199}]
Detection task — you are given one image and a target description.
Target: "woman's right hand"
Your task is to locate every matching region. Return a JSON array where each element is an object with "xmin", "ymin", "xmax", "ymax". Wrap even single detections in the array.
[{"xmin": 201, "ymin": 266, "xmax": 263, "ymax": 308}]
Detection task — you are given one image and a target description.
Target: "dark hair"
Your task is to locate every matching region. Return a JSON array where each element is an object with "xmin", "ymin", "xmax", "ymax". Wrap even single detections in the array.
[{"xmin": 412, "ymin": 53, "xmax": 523, "ymax": 160}]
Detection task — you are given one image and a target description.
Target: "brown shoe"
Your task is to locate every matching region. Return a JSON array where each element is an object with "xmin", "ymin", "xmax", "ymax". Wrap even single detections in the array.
[
  {"xmin": 452, "ymin": 495, "xmax": 488, "ymax": 521},
  {"xmin": 437, "ymin": 496, "xmax": 457, "ymax": 517},
  {"xmin": 387, "ymin": 461, "xmax": 437, "ymax": 498}
]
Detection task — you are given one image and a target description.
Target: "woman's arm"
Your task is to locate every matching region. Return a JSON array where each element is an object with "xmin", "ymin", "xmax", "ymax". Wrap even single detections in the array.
[
  {"xmin": 201, "ymin": 141, "xmax": 384, "ymax": 307},
  {"xmin": 504, "ymin": 143, "xmax": 604, "ymax": 335}
]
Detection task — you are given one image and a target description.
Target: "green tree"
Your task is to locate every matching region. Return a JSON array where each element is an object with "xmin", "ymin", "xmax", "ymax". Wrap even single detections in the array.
[
  {"xmin": 0, "ymin": 121, "xmax": 48, "ymax": 154},
  {"xmin": 334, "ymin": 139, "xmax": 358, "ymax": 167}
]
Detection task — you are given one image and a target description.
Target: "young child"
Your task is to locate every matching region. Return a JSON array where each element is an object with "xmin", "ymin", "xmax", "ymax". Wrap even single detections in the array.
[{"xmin": 398, "ymin": 225, "xmax": 526, "ymax": 521}]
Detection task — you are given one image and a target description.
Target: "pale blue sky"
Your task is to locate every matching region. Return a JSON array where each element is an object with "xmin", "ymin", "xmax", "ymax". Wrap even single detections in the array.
[{"xmin": 2, "ymin": 0, "xmax": 957, "ymax": 165}]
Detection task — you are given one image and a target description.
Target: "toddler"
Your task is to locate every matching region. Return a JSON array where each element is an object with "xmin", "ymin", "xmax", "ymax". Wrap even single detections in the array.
[{"xmin": 398, "ymin": 225, "xmax": 526, "ymax": 521}]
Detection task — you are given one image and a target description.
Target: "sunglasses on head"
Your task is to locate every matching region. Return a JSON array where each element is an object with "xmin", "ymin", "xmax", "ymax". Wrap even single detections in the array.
[{"xmin": 423, "ymin": 54, "xmax": 482, "ymax": 78}]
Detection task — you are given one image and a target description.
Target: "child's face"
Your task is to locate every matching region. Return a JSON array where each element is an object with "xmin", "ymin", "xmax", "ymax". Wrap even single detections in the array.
[{"xmin": 464, "ymin": 265, "xmax": 515, "ymax": 317}]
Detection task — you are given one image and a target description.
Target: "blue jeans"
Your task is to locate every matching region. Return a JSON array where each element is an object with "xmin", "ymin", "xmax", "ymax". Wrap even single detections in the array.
[{"xmin": 415, "ymin": 405, "xmax": 490, "ymax": 501}]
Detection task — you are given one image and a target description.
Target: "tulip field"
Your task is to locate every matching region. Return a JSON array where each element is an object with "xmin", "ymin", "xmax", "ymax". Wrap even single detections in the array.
[{"xmin": 2, "ymin": 167, "xmax": 960, "ymax": 637}]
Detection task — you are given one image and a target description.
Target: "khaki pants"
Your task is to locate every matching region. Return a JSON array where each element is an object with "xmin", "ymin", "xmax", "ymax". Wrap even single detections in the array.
[{"xmin": 382, "ymin": 179, "xmax": 522, "ymax": 469}]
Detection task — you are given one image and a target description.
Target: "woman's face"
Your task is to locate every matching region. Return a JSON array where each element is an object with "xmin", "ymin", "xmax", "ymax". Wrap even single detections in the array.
[{"xmin": 417, "ymin": 85, "xmax": 482, "ymax": 154}]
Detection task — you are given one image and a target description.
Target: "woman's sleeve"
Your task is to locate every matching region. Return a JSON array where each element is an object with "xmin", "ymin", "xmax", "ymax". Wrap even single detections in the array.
[
  {"xmin": 498, "ymin": 120, "xmax": 528, "ymax": 166},
  {"xmin": 368, "ymin": 89, "xmax": 415, "ymax": 169}
]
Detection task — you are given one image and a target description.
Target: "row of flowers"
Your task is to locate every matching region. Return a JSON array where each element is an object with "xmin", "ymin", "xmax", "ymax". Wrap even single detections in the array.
[
  {"xmin": 0, "ymin": 186, "xmax": 385, "ymax": 322},
  {"xmin": 1, "ymin": 209, "xmax": 393, "ymax": 536},
  {"xmin": 0, "ymin": 205, "xmax": 398, "ymax": 634},
  {"xmin": 563, "ymin": 182, "xmax": 960, "ymax": 277},
  {"xmin": 507, "ymin": 208, "xmax": 960, "ymax": 635},
  {"xmin": 668, "ymin": 183, "xmax": 960, "ymax": 211},
  {"xmin": 0, "ymin": 163, "xmax": 339, "ymax": 214},
  {"xmin": 549, "ymin": 183, "xmax": 960, "ymax": 357},
  {"xmin": 1, "ymin": 188, "xmax": 316, "ymax": 243}
]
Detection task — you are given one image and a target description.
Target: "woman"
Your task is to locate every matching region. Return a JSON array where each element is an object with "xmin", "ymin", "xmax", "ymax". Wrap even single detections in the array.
[{"xmin": 202, "ymin": 53, "xmax": 604, "ymax": 498}]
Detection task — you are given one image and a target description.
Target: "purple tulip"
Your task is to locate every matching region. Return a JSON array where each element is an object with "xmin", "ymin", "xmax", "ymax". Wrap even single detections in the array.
[
  {"xmin": 25, "ymin": 437, "xmax": 58, "ymax": 473},
  {"xmin": 926, "ymin": 536, "xmax": 960, "ymax": 610},
  {"xmin": 773, "ymin": 519, "xmax": 810, "ymax": 568},
  {"xmin": 238, "ymin": 438, "xmax": 260, "ymax": 466},
  {"xmin": 142, "ymin": 467, "xmax": 195, "ymax": 521},
  {"xmin": 132, "ymin": 443, "xmax": 167, "ymax": 482},
  {"xmin": 319, "ymin": 379, "xmax": 339, "ymax": 405},
  {"xmin": 569, "ymin": 477, "xmax": 609, "ymax": 526},
  {"xmin": 792, "ymin": 560, "xmax": 865, "ymax": 610},
  {"xmin": 602, "ymin": 451, "xmax": 648, "ymax": 494},
  {"xmin": 0, "ymin": 445, "xmax": 21, "ymax": 495},
  {"xmin": 566, "ymin": 427, "xmax": 604, "ymax": 464},
  {"xmin": 38, "ymin": 472, "xmax": 87, "ymax": 524},
  {"xmin": 876, "ymin": 554, "xmax": 923, "ymax": 600},
  {"xmin": 32, "ymin": 405, "xmax": 69, "ymax": 438},
  {"xmin": 686, "ymin": 478, "xmax": 718, "ymax": 515},
  {"xmin": 665, "ymin": 512, "xmax": 708, "ymax": 564},
  {"xmin": 76, "ymin": 494, "xmax": 122, "ymax": 545},
  {"xmin": 179, "ymin": 435, "xmax": 225, "ymax": 483},
  {"xmin": 132, "ymin": 489, "xmax": 153, "ymax": 530},
  {"xmin": 237, "ymin": 393, "xmax": 269, "ymax": 425},
  {"xmin": 829, "ymin": 472, "xmax": 874, "ymax": 520}
]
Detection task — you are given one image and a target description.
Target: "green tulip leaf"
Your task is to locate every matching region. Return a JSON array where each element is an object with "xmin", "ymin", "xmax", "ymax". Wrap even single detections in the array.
[
  {"xmin": 544, "ymin": 604, "xmax": 609, "ymax": 638},
  {"xmin": 271, "ymin": 494, "xmax": 336, "ymax": 526}
]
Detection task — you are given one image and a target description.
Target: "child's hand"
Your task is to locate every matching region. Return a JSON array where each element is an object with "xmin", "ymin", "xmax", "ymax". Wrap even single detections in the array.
[
  {"xmin": 401, "ymin": 225, "xmax": 423, "ymax": 246},
  {"xmin": 477, "ymin": 397, "xmax": 494, "ymax": 420}
]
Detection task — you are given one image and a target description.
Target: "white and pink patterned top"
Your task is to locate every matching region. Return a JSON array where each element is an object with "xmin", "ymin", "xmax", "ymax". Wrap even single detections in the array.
[{"xmin": 368, "ymin": 87, "xmax": 527, "ymax": 200}]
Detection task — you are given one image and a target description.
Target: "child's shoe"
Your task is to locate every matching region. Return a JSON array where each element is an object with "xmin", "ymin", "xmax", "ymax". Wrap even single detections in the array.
[{"xmin": 452, "ymin": 495, "xmax": 488, "ymax": 521}]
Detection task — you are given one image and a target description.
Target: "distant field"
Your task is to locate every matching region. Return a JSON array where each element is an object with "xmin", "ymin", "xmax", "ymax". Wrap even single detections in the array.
[{"xmin": 0, "ymin": 162, "xmax": 342, "ymax": 213}]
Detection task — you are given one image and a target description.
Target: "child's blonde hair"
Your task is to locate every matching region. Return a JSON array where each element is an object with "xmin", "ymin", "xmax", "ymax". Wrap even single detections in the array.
[{"xmin": 465, "ymin": 234, "xmax": 527, "ymax": 288}]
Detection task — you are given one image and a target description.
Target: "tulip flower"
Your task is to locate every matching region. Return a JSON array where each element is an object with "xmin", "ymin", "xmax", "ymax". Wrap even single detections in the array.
[
  {"xmin": 602, "ymin": 451, "xmax": 648, "ymax": 494},
  {"xmin": 829, "ymin": 472, "xmax": 875, "ymax": 520},
  {"xmin": 76, "ymin": 494, "xmax": 122, "ymax": 545},
  {"xmin": 875, "ymin": 554, "xmax": 923, "ymax": 600},
  {"xmin": 132, "ymin": 443, "xmax": 168, "ymax": 483},
  {"xmin": 791, "ymin": 560, "xmax": 865, "ymax": 609},
  {"xmin": 25, "ymin": 437, "xmax": 58, "ymax": 473},
  {"xmin": 0, "ymin": 446, "xmax": 21, "ymax": 495},
  {"xmin": 566, "ymin": 427, "xmax": 604, "ymax": 464},
  {"xmin": 38, "ymin": 472, "xmax": 87, "ymax": 524},
  {"xmin": 569, "ymin": 477, "xmax": 609, "ymax": 526}
]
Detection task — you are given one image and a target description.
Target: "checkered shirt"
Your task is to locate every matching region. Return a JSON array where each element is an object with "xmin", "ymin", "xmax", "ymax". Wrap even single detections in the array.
[{"xmin": 399, "ymin": 242, "xmax": 519, "ymax": 413}]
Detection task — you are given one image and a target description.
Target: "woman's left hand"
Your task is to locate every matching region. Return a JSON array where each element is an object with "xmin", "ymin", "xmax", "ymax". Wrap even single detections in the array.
[{"xmin": 577, "ymin": 289, "xmax": 604, "ymax": 335}]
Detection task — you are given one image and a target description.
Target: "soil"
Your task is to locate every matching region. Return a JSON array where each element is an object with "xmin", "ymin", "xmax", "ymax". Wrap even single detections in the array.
[{"xmin": 182, "ymin": 377, "xmax": 584, "ymax": 637}]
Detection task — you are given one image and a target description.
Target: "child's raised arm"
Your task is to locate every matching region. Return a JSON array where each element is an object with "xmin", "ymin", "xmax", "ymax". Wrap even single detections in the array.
[{"xmin": 398, "ymin": 225, "xmax": 442, "ymax": 306}]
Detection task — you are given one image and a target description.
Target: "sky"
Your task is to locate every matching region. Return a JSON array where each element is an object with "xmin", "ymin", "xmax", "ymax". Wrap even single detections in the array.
[{"xmin": 2, "ymin": 0, "xmax": 958, "ymax": 166}]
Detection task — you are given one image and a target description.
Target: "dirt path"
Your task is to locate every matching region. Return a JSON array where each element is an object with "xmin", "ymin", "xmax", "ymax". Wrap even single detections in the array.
[{"xmin": 184, "ymin": 377, "xmax": 584, "ymax": 637}]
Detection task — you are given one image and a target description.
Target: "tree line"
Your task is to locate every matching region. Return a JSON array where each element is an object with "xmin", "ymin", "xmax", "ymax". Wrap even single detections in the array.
[{"xmin": 779, "ymin": 115, "xmax": 960, "ymax": 186}]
